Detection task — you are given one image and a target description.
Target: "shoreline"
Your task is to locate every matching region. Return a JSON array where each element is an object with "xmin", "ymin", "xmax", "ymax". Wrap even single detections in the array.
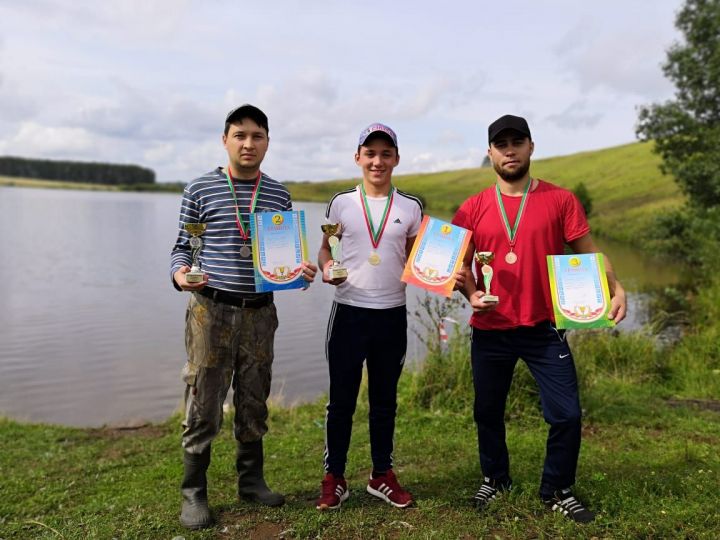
[{"xmin": 0, "ymin": 176, "xmax": 184, "ymax": 192}]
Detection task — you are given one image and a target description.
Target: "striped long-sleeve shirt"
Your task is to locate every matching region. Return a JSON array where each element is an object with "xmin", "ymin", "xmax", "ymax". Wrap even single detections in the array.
[{"xmin": 170, "ymin": 167, "xmax": 292, "ymax": 294}]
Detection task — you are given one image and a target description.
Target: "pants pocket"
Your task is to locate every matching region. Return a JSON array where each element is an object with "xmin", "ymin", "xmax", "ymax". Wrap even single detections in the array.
[
  {"xmin": 181, "ymin": 360, "xmax": 198, "ymax": 387},
  {"xmin": 185, "ymin": 294, "xmax": 231, "ymax": 368},
  {"xmin": 547, "ymin": 321, "xmax": 566, "ymax": 343}
]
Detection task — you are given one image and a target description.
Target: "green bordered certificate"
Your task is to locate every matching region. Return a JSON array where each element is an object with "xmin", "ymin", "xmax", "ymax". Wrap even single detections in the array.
[
  {"xmin": 250, "ymin": 210, "xmax": 308, "ymax": 292},
  {"xmin": 547, "ymin": 253, "xmax": 614, "ymax": 329}
]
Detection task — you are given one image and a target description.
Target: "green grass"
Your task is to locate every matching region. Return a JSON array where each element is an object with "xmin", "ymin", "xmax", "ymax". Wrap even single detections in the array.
[
  {"xmin": 1, "ymin": 394, "xmax": 717, "ymax": 539},
  {"xmin": 0, "ymin": 175, "xmax": 123, "ymax": 191},
  {"xmin": 2, "ymin": 281, "xmax": 719, "ymax": 539},
  {"xmin": 0, "ymin": 176, "xmax": 184, "ymax": 193},
  {"xmin": 288, "ymin": 141, "xmax": 684, "ymax": 244}
]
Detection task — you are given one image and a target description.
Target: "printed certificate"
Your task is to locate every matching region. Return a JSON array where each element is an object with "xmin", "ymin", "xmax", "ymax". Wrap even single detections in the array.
[
  {"xmin": 250, "ymin": 210, "xmax": 309, "ymax": 292},
  {"xmin": 547, "ymin": 253, "xmax": 614, "ymax": 329},
  {"xmin": 402, "ymin": 216, "xmax": 471, "ymax": 297}
]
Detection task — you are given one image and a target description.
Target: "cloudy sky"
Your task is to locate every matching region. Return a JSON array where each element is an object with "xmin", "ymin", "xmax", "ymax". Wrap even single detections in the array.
[{"xmin": 0, "ymin": 1, "xmax": 682, "ymax": 182}]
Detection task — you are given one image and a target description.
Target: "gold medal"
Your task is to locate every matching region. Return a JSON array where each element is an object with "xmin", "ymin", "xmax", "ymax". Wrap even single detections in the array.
[
  {"xmin": 359, "ymin": 184, "xmax": 394, "ymax": 268},
  {"xmin": 505, "ymin": 251, "xmax": 517, "ymax": 264}
]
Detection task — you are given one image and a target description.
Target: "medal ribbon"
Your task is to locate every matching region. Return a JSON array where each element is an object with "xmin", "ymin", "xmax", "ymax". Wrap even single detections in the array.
[
  {"xmin": 224, "ymin": 167, "xmax": 262, "ymax": 240},
  {"xmin": 495, "ymin": 178, "xmax": 532, "ymax": 249},
  {"xmin": 359, "ymin": 184, "xmax": 395, "ymax": 249}
]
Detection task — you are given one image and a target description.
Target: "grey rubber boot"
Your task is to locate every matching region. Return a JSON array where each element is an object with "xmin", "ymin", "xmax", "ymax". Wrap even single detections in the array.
[
  {"xmin": 236, "ymin": 439, "xmax": 285, "ymax": 507},
  {"xmin": 180, "ymin": 448, "xmax": 213, "ymax": 529}
]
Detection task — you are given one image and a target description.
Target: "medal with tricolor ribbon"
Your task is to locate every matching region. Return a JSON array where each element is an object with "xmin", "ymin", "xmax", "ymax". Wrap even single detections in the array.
[
  {"xmin": 225, "ymin": 166, "xmax": 262, "ymax": 258},
  {"xmin": 359, "ymin": 184, "xmax": 395, "ymax": 266},
  {"xmin": 495, "ymin": 178, "xmax": 532, "ymax": 264}
]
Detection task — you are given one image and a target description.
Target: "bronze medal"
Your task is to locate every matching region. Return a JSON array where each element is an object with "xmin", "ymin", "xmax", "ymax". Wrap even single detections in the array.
[
  {"xmin": 240, "ymin": 245, "xmax": 251, "ymax": 258},
  {"xmin": 495, "ymin": 179, "xmax": 532, "ymax": 268}
]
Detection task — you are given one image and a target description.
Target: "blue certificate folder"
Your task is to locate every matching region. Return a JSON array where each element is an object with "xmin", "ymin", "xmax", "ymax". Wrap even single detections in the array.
[{"xmin": 250, "ymin": 210, "xmax": 309, "ymax": 292}]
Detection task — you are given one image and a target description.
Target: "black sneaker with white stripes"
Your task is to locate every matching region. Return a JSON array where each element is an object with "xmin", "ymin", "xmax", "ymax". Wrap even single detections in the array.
[
  {"xmin": 542, "ymin": 488, "xmax": 596, "ymax": 523},
  {"xmin": 473, "ymin": 476, "xmax": 512, "ymax": 510}
]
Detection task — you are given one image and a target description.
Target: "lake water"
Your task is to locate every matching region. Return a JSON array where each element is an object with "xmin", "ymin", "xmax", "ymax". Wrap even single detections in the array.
[{"xmin": 1, "ymin": 187, "xmax": 676, "ymax": 426}]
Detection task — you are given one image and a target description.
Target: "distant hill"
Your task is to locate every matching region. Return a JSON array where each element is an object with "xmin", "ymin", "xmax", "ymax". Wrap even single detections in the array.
[{"xmin": 287, "ymin": 141, "xmax": 683, "ymax": 244}]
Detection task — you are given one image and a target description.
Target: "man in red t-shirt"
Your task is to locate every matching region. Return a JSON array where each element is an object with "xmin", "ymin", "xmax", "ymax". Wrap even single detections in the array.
[{"xmin": 453, "ymin": 114, "xmax": 626, "ymax": 523}]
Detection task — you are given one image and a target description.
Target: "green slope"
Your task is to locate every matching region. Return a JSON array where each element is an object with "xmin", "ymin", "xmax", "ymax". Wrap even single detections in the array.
[{"xmin": 288, "ymin": 141, "xmax": 684, "ymax": 243}]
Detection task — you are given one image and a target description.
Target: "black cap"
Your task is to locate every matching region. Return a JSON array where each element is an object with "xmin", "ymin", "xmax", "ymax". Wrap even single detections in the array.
[
  {"xmin": 225, "ymin": 104, "xmax": 269, "ymax": 132},
  {"xmin": 488, "ymin": 114, "xmax": 531, "ymax": 145}
]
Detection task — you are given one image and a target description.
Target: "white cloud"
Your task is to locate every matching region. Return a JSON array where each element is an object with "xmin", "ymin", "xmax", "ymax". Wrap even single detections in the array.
[
  {"xmin": 407, "ymin": 147, "xmax": 485, "ymax": 174},
  {"xmin": 554, "ymin": 14, "xmax": 676, "ymax": 99},
  {"xmin": 143, "ymin": 143, "xmax": 176, "ymax": 165},
  {"xmin": 436, "ymin": 130, "xmax": 466, "ymax": 145},
  {"xmin": 0, "ymin": 122, "xmax": 96, "ymax": 158},
  {"xmin": 4, "ymin": 0, "xmax": 193, "ymax": 42},
  {"xmin": 0, "ymin": 0, "xmax": 684, "ymax": 182},
  {"xmin": 0, "ymin": 76, "xmax": 37, "ymax": 125},
  {"xmin": 545, "ymin": 101, "xmax": 603, "ymax": 130}
]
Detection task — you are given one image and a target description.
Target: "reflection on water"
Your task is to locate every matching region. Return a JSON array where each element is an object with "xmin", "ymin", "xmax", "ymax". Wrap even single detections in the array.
[
  {"xmin": 0, "ymin": 187, "xmax": 679, "ymax": 426},
  {"xmin": 593, "ymin": 237, "xmax": 679, "ymax": 291}
]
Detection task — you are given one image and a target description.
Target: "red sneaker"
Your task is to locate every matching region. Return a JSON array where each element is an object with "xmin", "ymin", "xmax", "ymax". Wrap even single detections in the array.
[
  {"xmin": 316, "ymin": 473, "xmax": 349, "ymax": 510},
  {"xmin": 366, "ymin": 470, "xmax": 413, "ymax": 508}
]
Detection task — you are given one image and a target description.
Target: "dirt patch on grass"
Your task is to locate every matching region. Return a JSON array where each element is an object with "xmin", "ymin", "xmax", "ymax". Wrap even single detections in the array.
[
  {"xmin": 84, "ymin": 423, "xmax": 171, "ymax": 460},
  {"xmin": 217, "ymin": 510, "xmax": 290, "ymax": 539},
  {"xmin": 89, "ymin": 421, "xmax": 170, "ymax": 441},
  {"xmin": 247, "ymin": 521, "xmax": 288, "ymax": 539},
  {"xmin": 666, "ymin": 398, "xmax": 720, "ymax": 412},
  {"xmin": 581, "ymin": 424, "xmax": 603, "ymax": 437}
]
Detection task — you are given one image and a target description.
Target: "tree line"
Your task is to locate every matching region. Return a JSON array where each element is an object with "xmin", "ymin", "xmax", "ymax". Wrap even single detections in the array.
[{"xmin": 0, "ymin": 156, "xmax": 155, "ymax": 185}]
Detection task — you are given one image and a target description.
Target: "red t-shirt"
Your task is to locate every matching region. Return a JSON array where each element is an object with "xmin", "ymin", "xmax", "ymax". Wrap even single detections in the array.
[{"xmin": 452, "ymin": 179, "xmax": 590, "ymax": 330}]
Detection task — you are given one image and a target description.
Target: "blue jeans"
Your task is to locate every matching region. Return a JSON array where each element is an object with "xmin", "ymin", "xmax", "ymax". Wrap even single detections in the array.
[{"xmin": 470, "ymin": 321, "xmax": 582, "ymax": 495}]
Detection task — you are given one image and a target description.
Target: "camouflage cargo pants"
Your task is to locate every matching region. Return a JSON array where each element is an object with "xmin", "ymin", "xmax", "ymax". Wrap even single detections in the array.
[{"xmin": 181, "ymin": 292, "xmax": 278, "ymax": 454}]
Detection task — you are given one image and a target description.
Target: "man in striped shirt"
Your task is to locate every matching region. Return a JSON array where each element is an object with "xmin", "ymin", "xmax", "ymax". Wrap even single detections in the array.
[{"xmin": 170, "ymin": 104, "xmax": 317, "ymax": 530}]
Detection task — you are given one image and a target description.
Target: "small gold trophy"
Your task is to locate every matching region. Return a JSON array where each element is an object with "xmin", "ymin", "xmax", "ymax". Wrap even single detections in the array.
[
  {"xmin": 321, "ymin": 223, "xmax": 348, "ymax": 279},
  {"xmin": 474, "ymin": 251, "xmax": 499, "ymax": 303},
  {"xmin": 184, "ymin": 223, "xmax": 207, "ymax": 284}
]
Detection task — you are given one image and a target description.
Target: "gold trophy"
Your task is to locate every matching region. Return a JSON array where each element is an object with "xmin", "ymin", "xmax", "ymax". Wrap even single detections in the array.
[
  {"xmin": 474, "ymin": 251, "xmax": 499, "ymax": 303},
  {"xmin": 184, "ymin": 223, "xmax": 207, "ymax": 283},
  {"xmin": 321, "ymin": 223, "xmax": 348, "ymax": 279}
]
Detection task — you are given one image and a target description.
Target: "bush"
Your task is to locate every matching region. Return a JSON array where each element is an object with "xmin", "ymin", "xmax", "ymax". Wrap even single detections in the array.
[
  {"xmin": 573, "ymin": 181, "xmax": 593, "ymax": 217},
  {"xmin": 640, "ymin": 206, "xmax": 720, "ymax": 275},
  {"xmin": 405, "ymin": 332, "xmax": 473, "ymax": 411}
]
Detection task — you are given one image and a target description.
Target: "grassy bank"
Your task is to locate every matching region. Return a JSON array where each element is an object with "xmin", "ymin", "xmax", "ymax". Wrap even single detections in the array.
[
  {"xmin": 0, "ymin": 175, "xmax": 122, "ymax": 191},
  {"xmin": 4, "ymin": 141, "xmax": 682, "ymax": 244},
  {"xmin": 2, "ymin": 281, "xmax": 718, "ymax": 539},
  {"xmin": 1, "ymin": 399, "xmax": 717, "ymax": 539},
  {"xmin": 288, "ymin": 141, "xmax": 683, "ymax": 244},
  {"xmin": 0, "ymin": 176, "xmax": 184, "ymax": 193}
]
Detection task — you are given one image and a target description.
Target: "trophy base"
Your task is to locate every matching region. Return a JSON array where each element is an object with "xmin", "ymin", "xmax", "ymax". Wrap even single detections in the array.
[
  {"xmin": 328, "ymin": 266, "xmax": 348, "ymax": 279},
  {"xmin": 482, "ymin": 295, "xmax": 499, "ymax": 303},
  {"xmin": 186, "ymin": 269, "xmax": 204, "ymax": 283}
]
